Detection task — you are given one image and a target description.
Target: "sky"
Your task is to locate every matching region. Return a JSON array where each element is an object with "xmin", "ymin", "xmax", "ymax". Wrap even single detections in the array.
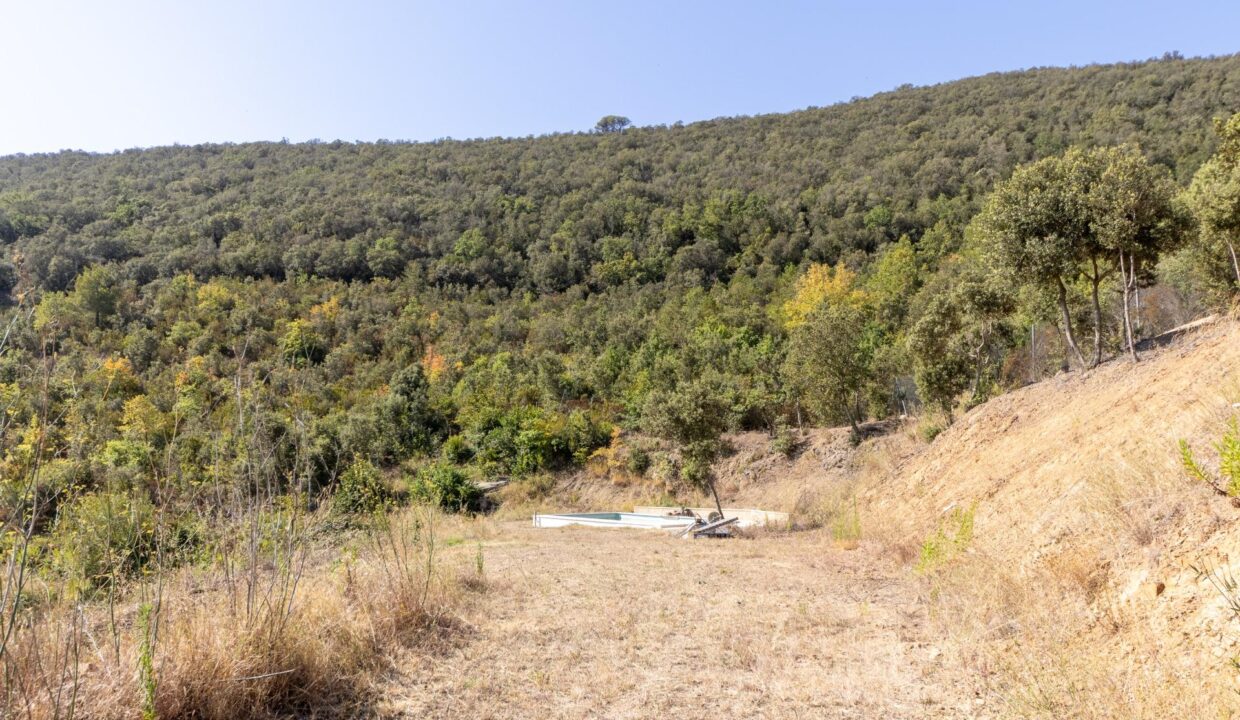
[{"xmin": 2, "ymin": 0, "xmax": 1240, "ymax": 156}]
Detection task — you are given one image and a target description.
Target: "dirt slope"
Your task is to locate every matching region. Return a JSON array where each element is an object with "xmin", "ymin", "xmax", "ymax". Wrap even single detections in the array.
[{"xmin": 860, "ymin": 318, "xmax": 1240, "ymax": 714}]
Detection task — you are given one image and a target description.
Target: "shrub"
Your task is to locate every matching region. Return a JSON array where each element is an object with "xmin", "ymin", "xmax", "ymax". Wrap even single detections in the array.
[
  {"xmin": 334, "ymin": 459, "xmax": 391, "ymax": 515},
  {"xmin": 469, "ymin": 408, "xmax": 611, "ymax": 476},
  {"xmin": 48, "ymin": 489, "xmax": 156, "ymax": 597},
  {"xmin": 558, "ymin": 410, "xmax": 612, "ymax": 465},
  {"xmin": 625, "ymin": 446, "xmax": 651, "ymax": 475},
  {"xmin": 410, "ymin": 463, "xmax": 481, "ymax": 513},
  {"xmin": 441, "ymin": 434, "xmax": 474, "ymax": 464},
  {"xmin": 830, "ymin": 496, "xmax": 862, "ymax": 549},
  {"xmin": 915, "ymin": 504, "xmax": 976, "ymax": 574},
  {"xmin": 770, "ymin": 421, "xmax": 800, "ymax": 458},
  {"xmin": 1180, "ymin": 417, "xmax": 1240, "ymax": 496},
  {"xmin": 918, "ymin": 415, "xmax": 947, "ymax": 443}
]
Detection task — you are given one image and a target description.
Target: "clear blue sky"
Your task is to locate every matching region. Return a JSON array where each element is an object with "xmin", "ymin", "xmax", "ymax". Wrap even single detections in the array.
[{"xmin": 3, "ymin": 0, "xmax": 1239, "ymax": 155}]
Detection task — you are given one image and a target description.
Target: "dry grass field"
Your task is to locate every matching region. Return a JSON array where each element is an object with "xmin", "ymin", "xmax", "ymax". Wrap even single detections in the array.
[{"xmin": 382, "ymin": 523, "xmax": 972, "ymax": 719}]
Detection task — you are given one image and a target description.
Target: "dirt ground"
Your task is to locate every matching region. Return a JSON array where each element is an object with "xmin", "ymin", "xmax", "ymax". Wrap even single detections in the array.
[{"xmin": 381, "ymin": 523, "xmax": 973, "ymax": 720}]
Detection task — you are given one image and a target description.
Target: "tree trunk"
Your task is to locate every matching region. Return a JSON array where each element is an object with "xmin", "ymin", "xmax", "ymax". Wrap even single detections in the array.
[
  {"xmin": 1089, "ymin": 257, "xmax": 1103, "ymax": 369},
  {"xmin": 1119, "ymin": 252, "xmax": 1138, "ymax": 362},
  {"xmin": 1229, "ymin": 240, "xmax": 1240, "ymax": 289},
  {"xmin": 845, "ymin": 404, "xmax": 862, "ymax": 444},
  {"xmin": 1029, "ymin": 323, "xmax": 1036, "ymax": 384},
  {"xmin": 705, "ymin": 476, "xmax": 724, "ymax": 518},
  {"xmin": 1056, "ymin": 278, "xmax": 1087, "ymax": 369}
]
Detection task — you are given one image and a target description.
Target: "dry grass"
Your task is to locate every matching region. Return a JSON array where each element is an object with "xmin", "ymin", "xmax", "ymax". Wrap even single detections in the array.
[
  {"xmin": 381, "ymin": 522, "xmax": 970, "ymax": 719},
  {"xmin": 904, "ymin": 411, "xmax": 1240, "ymax": 718},
  {"xmin": 916, "ymin": 543, "xmax": 1238, "ymax": 719},
  {"xmin": 1, "ymin": 506, "xmax": 474, "ymax": 720}
]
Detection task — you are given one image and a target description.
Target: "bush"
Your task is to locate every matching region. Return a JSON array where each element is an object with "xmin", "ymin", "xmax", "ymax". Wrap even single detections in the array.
[
  {"xmin": 334, "ymin": 459, "xmax": 391, "ymax": 515},
  {"xmin": 410, "ymin": 463, "xmax": 481, "ymax": 513},
  {"xmin": 769, "ymin": 421, "xmax": 800, "ymax": 458},
  {"xmin": 918, "ymin": 415, "xmax": 947, "ymax": 443},
  {"xmin": 915, "ymin": 504, "xmax": 976, "ymax": 574},
  {"xmin": 625, "ymin": 445, "xmax": 651, "ymax": 475},
  {"xmin": 1180, "ymin": 417, "xmax": 1240, "ymax": 496},
  {"xmin": 48, "ymin": 489, "xmax": 156, "ymax": 597},
  {"xmin": 830, "ymin": 497, "xmax": 862, "ymax": 549},
  {"xmin": 441, "ymin": 434, "xmax": 474, "ymax": 464},
  {"xmin": 469, "ymin": 408, "xmax": 611, "ymax": 476}
]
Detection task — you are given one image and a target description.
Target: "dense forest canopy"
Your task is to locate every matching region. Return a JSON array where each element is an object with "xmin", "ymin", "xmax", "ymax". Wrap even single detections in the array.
[
  {"xmin": 3, "ymin": 54, "xmax": 1239, "ymax": 294},
  {"xmin": 1, "ymin": 53, "xmax": 1240, "ymax": 596}
]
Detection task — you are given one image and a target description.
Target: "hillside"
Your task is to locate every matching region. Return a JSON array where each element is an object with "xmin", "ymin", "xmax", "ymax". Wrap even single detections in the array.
[
  {"xmin": 3, "ymin": 54, "xmax": 1240, "ymax": 295},
  {"xmin": 4, "ymin": 52, "xmax": 1240, "ymax": 718}
]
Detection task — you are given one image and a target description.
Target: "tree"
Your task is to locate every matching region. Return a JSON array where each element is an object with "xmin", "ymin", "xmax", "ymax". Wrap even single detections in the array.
[
  {"xmin": 974, "ymin": 146, "xmax": 1184, "ymax": 368},
  {"xmin": 864, "ymin": 236, "xmax": 920, "ymax": 329},
  {"xmin": 281, "ymin": 319, "xmax": 326, "ymax": 365},
  {"xmin": 1089, "ymin": 147, "xmax": 1190, "ymax": 359},
  {"xmin": 594, "ymin": 115, "xmax": 631, "ymax": 134},
  {"xmin": 379, "ymin": 364, "xmax": 443, "ymax": 459},
  {"xmin": 1184, "ymin": 112, "xmax": 1240, "ymax": 296},
  {"xmin": 73, "ymin": 265, "xmax": 119, "ymax": 327},
  {"xmin": 366, "ymin": 236, "xmax": 406, "ymax": 279},
  {"xmin": 783, "ymin": 300, "xmax": 875, "ymax": 439},
  {"xmin": 0, "ymin": 260, "xmax": 17, "ymax": 299},
  {"xmin": 782, "ymin": 261, "xmax": 864, "ymax": 330},
  {"xmin": 907, "ymin": 267, "xmax": 1015, "ymax": 415},
  {"xmin": 641, "ymin": 376, "xmax": 735, "ymax": 516}
]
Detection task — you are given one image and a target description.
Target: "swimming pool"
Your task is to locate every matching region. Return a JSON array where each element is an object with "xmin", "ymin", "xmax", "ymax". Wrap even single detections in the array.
[{"xmin": 532, "ymin": 512, "xmax": 698, "ymax": 530}]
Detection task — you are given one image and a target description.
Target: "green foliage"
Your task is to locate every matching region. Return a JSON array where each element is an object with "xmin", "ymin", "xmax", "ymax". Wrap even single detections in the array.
[
  {"xmin": 0, "ymin": 55, "xmax": 1237, "ymax": 609},
  {"xmin": 379, "ymin": 364, "xmax": 444, "ymax": 460},
  {"xmin": 918, "ymin": 415, "xmax": 947, "ymax": 443},
  {"xmin": 830, "ymin": 497, "xmax": 862, "ymax": 547},
  {"xmin": 907, "ymin": 262, "xmax": 1015, "ymax": 415},
  {"xmin": 73, "ymin": 264, "xmax": 120, "ymax": 327},
  {"xmin": 784, "ymin": 300, "xmax": 877, "ymax": 436},
  {"xmin": 594, "ymin": 115, "xmax": 631, "ymax": 133},
  {"xmin": 916, "ymin": 504, "xmax": 976, "ymax": 574},
  {"xmin": 334, "ymin": 458, "xmax": 391, "ymax": 515},
  {"xmin": 1183, "ymin": 111, "xmax": 1240, "ymax": 298},
  {"xmin": 769, "ymin": 421, "xmax": 800, "ymax": 458},
  {"xmin": 281, "ymin": 319, "xmax": 326, "ymax": 365},
  {"xmin": 624, "ymin": 445, "xmax": 651, "ymax": 474},
  {"xmin": 410, "ymin": 463, "xmax": 481, "ymax": 513},
  {"xmin": 49, "ymin": 489, "xmax": 156, "ymax": 597},
  {"xmin": 973, "ymin": 145, "xmax": 1188, "ymax": 367},
  {"xmin": 467, "ymin": 407, "xmax": 610, "ymax": 476},
  {"xmin": 1181, "ymin": 418, "xmax": 1240, "ymax": 496},
  {"xmin": 441, "ymin": 434, "xmax": 474, "ymax": 464}
]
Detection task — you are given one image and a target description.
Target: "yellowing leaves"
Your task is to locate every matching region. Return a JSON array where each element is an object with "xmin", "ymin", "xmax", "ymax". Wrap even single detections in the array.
[
  {"xmin": 310, "ymin": 296, "xmax": 341, "ymax": 322},
  {"xmin": 121, "ymin": 395, "xmax": 165, "ymax": 440},
  {"xmin": 96, "ymin": 356, "xmax": 139, "ymax": 400},
  {"xmin": 782, "ymin": 262, "xmax": 867, "ymax": 330},
  {"xmin": 195, "ymin": 281, "xmax": 237, "ymax": 315},
  {"xmin": 422, "ymin": 345, "xmax": 447, "ymax": 382}
]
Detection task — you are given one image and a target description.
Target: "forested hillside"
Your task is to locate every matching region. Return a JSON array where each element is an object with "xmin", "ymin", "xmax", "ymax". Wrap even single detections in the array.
[
  {"xmin": 1, "ymin": 52, "xmax": 1240, "ymax": 595},
  {"xmin": 4, "ymin": 54, "xmax": 1240, "ymax": 293}
]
